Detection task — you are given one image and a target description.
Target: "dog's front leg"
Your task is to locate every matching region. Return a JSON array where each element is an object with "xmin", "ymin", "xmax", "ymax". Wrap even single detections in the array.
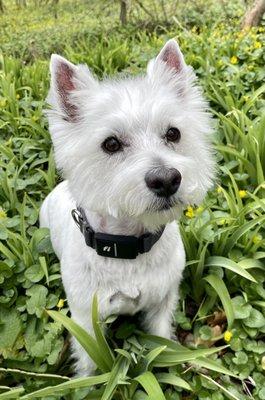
[{"xmin": 142, "ymin": 290, "xmax": 177, "ymax": 339}]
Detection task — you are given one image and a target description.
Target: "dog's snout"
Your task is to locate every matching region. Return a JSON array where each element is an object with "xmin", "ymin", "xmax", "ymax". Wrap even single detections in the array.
[{"xmin": 145, "ymin": 167, "xmax": 182, "ymax": 198}]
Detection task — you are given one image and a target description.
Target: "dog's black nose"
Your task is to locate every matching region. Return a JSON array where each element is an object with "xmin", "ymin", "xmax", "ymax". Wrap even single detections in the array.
[{"xmin": 145, "ymin": 167, "xmax": 182, "ymax": 197}]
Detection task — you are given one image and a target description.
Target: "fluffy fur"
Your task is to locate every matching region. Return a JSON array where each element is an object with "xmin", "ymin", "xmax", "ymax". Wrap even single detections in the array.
[{"xmin": 40, "ymin": 39, "xmax": 215, "ymax": 376}]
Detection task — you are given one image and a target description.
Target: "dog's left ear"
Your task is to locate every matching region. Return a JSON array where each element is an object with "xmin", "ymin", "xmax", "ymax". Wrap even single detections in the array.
[{"xmin": 147, "ymin": 39, "xmax": 188, "ymax": 83}]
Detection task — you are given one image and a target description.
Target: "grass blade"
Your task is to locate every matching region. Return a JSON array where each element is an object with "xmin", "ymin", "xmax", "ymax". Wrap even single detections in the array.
[
  {"xmin": 223, "ymin": 216, "xmax": 265, "ymax": 254},
  {"xmin": 135, "ymin": 371, "xmax": 166, "ymax": 400},
  {"xmin": 205, "ymin": 256, "xmax": 256, "ymax": 282},
  {"xmin": 204, "ymin": 274, "xmax": 235, "ymax": 328},
  {"xmin": 152, "ymin": 346, "xmax": 229, "ymax": 367},
  {"xmin": 156, "ymin": 372, "xmax": 192, "ymax": 391},
  {"xmin": 101, "ymin": 356, "xmax": 130, "ymax": 400},
  {"xmin": 145, "ymin": 346, "xmax": 167, "ymax": 368},
  {"xmin": 0, "ymin": 388, "xmax": 25, "ymax": 399},
  {"xmin": 47, "ymin": 310, "xmax": 109, "ymax": 372},
  {"xmin": 191, "ymin": 357, "xmax": 237, "ymax": 378},
  {"xmin": 20, "ymin": 373, "xmax": 110, "ymax": 399},
  {"xmin": 92, "ymin": 294, "xmax": 115, "ymax": 370}
]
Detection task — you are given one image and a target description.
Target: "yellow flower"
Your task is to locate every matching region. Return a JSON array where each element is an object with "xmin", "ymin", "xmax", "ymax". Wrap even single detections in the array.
[
  {"xmin": 252, "ymin": 234, "xmax": 262, "ymax": 244},
  {"xmin": 16, "ymin": 94, "xmax": 20, "ymax": 100},
  {"xmin": 254, "ymin": 41, "xmax": 262, "ymax": 49},
  {"xmin": 224, "ymin": 330, "xmax": 233, "ymax": 342},
  {"xmin": 185, "ymin": 206, "xmax": 195, "ymax": 218},
  {"xmin": 0, "ymin": 99, "xmax": 7, "ymax": 108},
  {"xmin": 0, "ymin": 208, "xmax": 7, "ymax": 219},
  {"xmin": 239, "ymin": 190, "xmax": 247, "ymax": 198},
  {"xmin": 219, "ymin": 218, "xmax": 226, "ymax": 225},
  {"xmin": 57, "ymin": 299, "xmax": 65, "ymax": 309},
  {"xmin": 230, "ymin": 56, "xmax": 238, "ymax": 64},
  {"xmin": 217, "ymin": 186, "xmax": 222, "ymax": 193}
]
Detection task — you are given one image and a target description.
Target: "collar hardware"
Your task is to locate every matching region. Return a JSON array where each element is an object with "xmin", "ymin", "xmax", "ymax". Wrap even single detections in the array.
[{"xmin": 71, "ymin": 207, "xmax": 165, "ymax": 260}]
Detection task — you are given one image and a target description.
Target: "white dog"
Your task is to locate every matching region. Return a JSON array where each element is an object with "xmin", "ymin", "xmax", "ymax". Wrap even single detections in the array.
[{"xmin": 40, "ymin": 39, "xmax": 214, "ymax": 376}]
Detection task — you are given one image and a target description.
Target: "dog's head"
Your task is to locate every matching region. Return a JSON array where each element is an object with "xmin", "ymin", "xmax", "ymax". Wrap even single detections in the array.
[{"xmin": 47, "ymin": 39, "xmax": 215, "ymax": 230}]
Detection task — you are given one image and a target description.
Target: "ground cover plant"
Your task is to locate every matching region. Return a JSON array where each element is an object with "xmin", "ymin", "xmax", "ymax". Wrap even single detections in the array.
[{"xmin": 0, "ymin": 0, "xmax": 264, "ymax": 398}]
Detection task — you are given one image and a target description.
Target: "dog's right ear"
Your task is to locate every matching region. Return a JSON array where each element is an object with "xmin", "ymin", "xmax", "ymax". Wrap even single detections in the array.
[
  {"xmin": 147, "ymin": 40, "xmax": 190, "ymax": 94},
  {"xmin": 49, "ymin": 54, "xmax": 97, "ymax": 122}
]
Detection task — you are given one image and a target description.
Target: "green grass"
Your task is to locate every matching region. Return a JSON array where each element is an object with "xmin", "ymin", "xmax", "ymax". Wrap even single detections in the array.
[{"xmin": 0, "ymin": 0, "xmax": 265, "ymax": 399}]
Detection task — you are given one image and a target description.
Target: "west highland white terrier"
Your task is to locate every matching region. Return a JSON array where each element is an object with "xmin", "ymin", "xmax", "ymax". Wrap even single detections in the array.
[{"xmin": 40, "ymin": 39, "xmax": 215, "ymax": 376}]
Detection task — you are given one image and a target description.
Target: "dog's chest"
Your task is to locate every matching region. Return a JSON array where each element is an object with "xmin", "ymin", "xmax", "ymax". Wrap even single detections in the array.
[
  {"xmin": 61, "ymin": 216, "xmax": 185, "ymax": 316},
  {"xmin": 80, "ymin": 226, "xmax": 184, "ymax": 313}
]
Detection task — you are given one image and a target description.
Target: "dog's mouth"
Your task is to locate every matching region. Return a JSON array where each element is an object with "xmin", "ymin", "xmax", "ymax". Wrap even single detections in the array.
[
  {"xmin": 149, "ymin": 197, "xmax": 182, "ymax": 212},
  {"xmin": 159, "ymin": 198, "xmax": 177, "ymax": 211}
]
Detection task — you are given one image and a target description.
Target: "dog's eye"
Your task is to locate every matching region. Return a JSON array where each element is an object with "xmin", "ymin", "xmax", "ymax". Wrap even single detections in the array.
[
  {"xmin": 165, "ymin": 127, "xmax": 181, "ymax": 143},
  {"xmin": 102, "ymin": 136, "xmax": 122, "ymax": 154}
]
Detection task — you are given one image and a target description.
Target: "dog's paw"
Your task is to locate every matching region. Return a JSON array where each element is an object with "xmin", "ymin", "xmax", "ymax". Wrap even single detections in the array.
[{"xmin": 109, "ymin": 288, "xmax": 141, "ymax": 315}]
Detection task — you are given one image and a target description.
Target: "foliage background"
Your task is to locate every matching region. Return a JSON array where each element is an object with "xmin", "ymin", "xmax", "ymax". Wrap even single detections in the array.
[{"xmin": 0, "ymin": 0, "xmax": 264, "ymax": 398}]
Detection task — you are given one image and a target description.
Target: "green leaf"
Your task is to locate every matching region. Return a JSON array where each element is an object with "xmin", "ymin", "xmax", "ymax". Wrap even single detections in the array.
[
  {"xmin": 205, "ymin": 256, "xmax": 256, "ymax": 282},
  {"xmin": 204, "ymin": 274, "xmax": 235, "ymax": 329},
  {"xmin": 101, "ymin": 355, "xmax": 130, "ymax": 400},
  {"xmin": 26, "ymin": 285, "xmax": 48, "ymax": 317},
  {"xmin": 199, "ymin": 326, "xmax": 212, "ymax": 340},
  {"xmin": 192, "ymin": 357, "xmax": 237, "ymax": 378},
  {"xmin": 156, "ymin": 372, "xmax": 192, "ymax": 391},
  {"xmin": 152, "ymin": 347, "xmax": 229, "ymax": 367},
  {"xmin": 39, "ymin": 256, "xmax": 49, "ymax": 285},
  {"xmin": 244, "ymin": 308, "xmax": 265, "ymax": 328},
  {"xmin": 0, "ymin": 262, "xmax": 12, "ymax": 282},
  {"xmin": 47, "ymin": 310, "xmax": 109, "ymax": 372},
  {"xmin": 91, "ymin": 294, "xmax": 114, "ymax": 370},
  {"xmin": 139, "ymin": 334, "xmax": 190, "ymax": 352},
  {"xmin": 145, "ymin": 346, "xmax": 167, "ymax": 368},
  {"xmin": 0, "ymin": 388, "xmax": 25, "ymax": 399},
  {"xmin": 24, "ymin": 264, "xmax": 44, "ymax": 283},
  {"xmin": 223, "ymin": 216, "xmax": 265, "ymax": 254},
  {"xmin": 20, "ymin": 373, "xmax": 110, "ymax": 399},
  {"xmin": 0, "ymin": 307, "xmax": 22, "ymax": 351},
  {"xmin": 135, "ymin": 371, "xmax": 166, "ymax": 400},
  {"xmin": 231, "ymin": 296, "xmax": 252, "ymax": 319},
  {"xmin": 238, "ymin": 258, "xmax": 264, "ymax": 270},
  {"xmin": 232, "ymin": 351, "xmax": 248, "ymax": 365}
]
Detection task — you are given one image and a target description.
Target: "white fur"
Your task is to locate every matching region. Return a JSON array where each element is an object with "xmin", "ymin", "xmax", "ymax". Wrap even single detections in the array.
[{"xmin": 40, "ymin": 39, "xmax": 215, "ymax": 376}]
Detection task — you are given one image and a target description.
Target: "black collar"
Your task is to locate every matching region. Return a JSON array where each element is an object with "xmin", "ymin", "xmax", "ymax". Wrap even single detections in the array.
[{"xmin": 71, "ymin": 207, "xmax": 165, "ymax": 260}]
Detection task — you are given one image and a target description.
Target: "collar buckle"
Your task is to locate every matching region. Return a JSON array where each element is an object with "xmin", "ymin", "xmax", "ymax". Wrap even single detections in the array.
[{"xmin": 71, "ymin": 208, "xmax": 94, "ymax": 247}]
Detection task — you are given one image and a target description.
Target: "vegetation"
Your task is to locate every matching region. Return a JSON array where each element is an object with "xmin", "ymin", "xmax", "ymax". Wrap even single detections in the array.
[{"xmin": 0, "ymin": 0, "xmax": 264, "ymax": 398}]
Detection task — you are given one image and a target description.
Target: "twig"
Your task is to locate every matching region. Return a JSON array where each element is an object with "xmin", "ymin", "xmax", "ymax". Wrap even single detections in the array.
[{"xmin": 0, "ymin": 367, "xmax": 70, "ymax": 381}]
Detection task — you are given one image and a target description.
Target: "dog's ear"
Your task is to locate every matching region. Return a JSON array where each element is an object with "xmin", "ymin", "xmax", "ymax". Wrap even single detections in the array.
[
  {"xmin": 156, "ymin": 39, "xmax": 186, "ymax": 73},
  {"xmin": 147, "ymin": 39, "xmax": 188, "ymax": 83},
  {"xmin": 49, "ymin": 54, "xmax": 96, "ymax": 122}
]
